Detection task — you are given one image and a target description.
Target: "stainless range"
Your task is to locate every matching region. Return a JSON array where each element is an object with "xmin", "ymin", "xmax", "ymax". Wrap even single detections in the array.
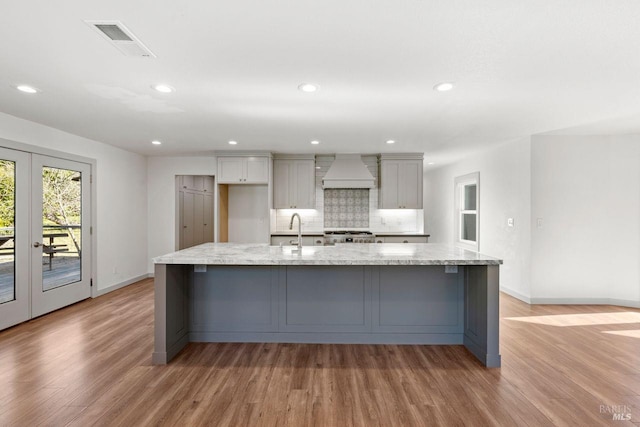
[{"xmin": 323, "ymin": 231, "xmax": 375, "ymax": 245}]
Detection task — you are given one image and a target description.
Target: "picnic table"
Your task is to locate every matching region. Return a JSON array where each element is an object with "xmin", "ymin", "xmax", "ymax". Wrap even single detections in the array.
[
  {"xmin": 0, "ymin": 232, "xmax": 70, "ymax": 269},
  {"xmin": 42, "ymin": 233, "xmax": 69, "ymax": 270}
]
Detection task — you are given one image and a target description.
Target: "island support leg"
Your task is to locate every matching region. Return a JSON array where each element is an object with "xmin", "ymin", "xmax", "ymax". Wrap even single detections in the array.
[
  {"xmin": 463, "ymin": 265, "xmax": 501, "ymax": 367},
  {"xmin": 152, "ymin": 264, "xmax": 190, "ymax": 365}
]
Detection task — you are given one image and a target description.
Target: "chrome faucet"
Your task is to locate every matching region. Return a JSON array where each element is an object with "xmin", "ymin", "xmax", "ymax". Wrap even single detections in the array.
[{"xmin": 289, "ymin": 213, "xmax": 302, "ymax": 251}]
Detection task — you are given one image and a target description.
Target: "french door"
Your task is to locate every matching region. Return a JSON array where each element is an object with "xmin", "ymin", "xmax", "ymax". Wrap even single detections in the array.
[
  {"xmin": 31, "ymin": 155, "xmax": 91, "ymax": 317},
  {"xmin": 0, "ymin": 147, "xmax": 30, "ymax": 329},
  {"xmin": 0, "ymin": 148, "xmax": 91, "ymax": 329}
]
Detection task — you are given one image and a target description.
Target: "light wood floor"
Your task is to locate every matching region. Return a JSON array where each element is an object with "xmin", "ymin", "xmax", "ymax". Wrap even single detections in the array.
[{"xmin": 1, "ymin": 279, "xmax": 639, "ymax": 426}]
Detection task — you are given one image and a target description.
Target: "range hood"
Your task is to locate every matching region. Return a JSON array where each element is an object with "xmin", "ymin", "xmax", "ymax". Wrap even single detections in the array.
[{"xmin": 322, "ymin": 154, "xmax": 375, "ymax": 189}]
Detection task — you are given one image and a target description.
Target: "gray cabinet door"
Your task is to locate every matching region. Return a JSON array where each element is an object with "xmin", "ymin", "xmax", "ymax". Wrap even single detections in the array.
[
  {"xmin": 281, "ymin": 266, "xmax": 371, "ymax": 332},
  {"xmin": 273, "ymin": 159, "xmax": 315, "ymax": 208},
  {"xmin": 190, "ymin": 266, "xmax": 278, "ymax": 332},
  {"xmin": 203, "ymin": 193, "xmax": 214, "ymax": 243},
  {"xmin": 379, "ymin": 159, "xmax": 423, "ymax": 209},
  {"xmin": 273, "ymin": 159, "xmax": 292, "ymax": 208},
  {"xmin": 293, "ymin": 160, "xmax": 315, "ymax": 208},
  {"xmin": 373, "ymin": 266, "xmax": 463, "ymax": 333},
  {"xmin": 399, "ymin": 160, "xmax": 422, "ymax": 209},
  {"xmin": 379, "ymin": 161, "xmax": 401, "ymax": 208},
  {"xmin": 181, "ymin": 191, "xmax": 195, "ymax": 249}
]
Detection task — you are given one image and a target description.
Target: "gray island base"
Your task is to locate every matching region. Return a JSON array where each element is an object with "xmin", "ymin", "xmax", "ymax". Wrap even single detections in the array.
[{"xmin": 152, "ymin": 243, "xmax": 502, "ymax": 368}]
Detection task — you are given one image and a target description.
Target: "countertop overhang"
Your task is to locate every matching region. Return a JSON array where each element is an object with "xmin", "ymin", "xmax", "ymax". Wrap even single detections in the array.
[{"xmin": 153, "ymin": 243, "xmax": 502, "ymax": 266}]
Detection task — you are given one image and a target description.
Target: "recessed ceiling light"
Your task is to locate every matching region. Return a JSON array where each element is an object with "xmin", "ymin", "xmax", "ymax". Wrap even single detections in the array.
[
  {"xmin": 151, "ymin": 140, "xmax": 162, "ymax": 145},
  {"xmin": 298, "ymin": 83, "xmax": 318, "ymax": 93},
  {"xmin": 315, "ymin": 166, "xmax": 321, "ymax": 169},
  {"xmin": 428, "ymin": 162, "xmax": 435, "ymax": 165},
  {"xmin": 16, "ymin": 85, "xmax": 38, "ymax": 94},
  {"xmin": 386, "ymin": 140, "xmax": 396, "ymax": 144},
  {"xmin": 152, "ymin": 84, "xmax": 174, "ymax": 93},
  {"xmin": 310, "ymin": 140, "xmax": 320, "ymax": 145},
  {"xmin": 228, "ymin": 140, "xmax": 238, "ymax": 145},
  {"xmin": 433, "ymin": 82, "xmax": 454, "ymax": 92}
]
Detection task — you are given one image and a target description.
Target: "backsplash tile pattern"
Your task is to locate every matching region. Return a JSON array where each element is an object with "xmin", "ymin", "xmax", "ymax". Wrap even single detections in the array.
[
  {"xmin": 323, "ymin": 189, "xmax": 369, "ymax": 228},
  {"xmin": 273, "ymin": 154, "xmax": 422, "ymax": 233}
]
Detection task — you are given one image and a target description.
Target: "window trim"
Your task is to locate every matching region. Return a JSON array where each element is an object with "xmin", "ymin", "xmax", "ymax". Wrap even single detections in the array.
[{"xmin": 454, "ymin": 172, "xmax": 480, "ymax": 251}]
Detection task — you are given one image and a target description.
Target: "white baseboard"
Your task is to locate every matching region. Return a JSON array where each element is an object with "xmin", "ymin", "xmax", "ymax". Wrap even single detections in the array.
[
  {"xmin": 500, "ymin": 286, "xmax": 531, "ymax": 304},
  {"xmin": 529, "ymin": 297, "xmax": 640, "ymax": 309},
  {"xmin": 500, "ymin": 287, "xmax": 640, "ymax": 309},
  {"xmin": 93, "ymin": 273, "xmax": 152, "ymax": 297}
]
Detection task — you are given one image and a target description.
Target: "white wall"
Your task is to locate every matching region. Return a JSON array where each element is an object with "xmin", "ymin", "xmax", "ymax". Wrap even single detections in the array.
[
  {"xmin": 228, "ymin": 185, "xmax": 270, "ymax": 243},
  {"xmin": 0, "ymin": 112, "xmax": 147, "ymax": 292},
  {"xmin": 424, "ymin": 137, "xmax": 532, "ymax": 299},
  {"xmin": 146, "ymin": 156, "xmax": 216, "ymax": 272},
  {"xmin": 531, "ymin": 135, "xmax": 640, "ymax": 304}
]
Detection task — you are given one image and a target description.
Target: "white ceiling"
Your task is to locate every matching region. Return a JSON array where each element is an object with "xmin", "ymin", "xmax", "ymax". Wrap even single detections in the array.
[{"xmin": 1, "ymin": 1, "xmax": 640, "ymax": 163}]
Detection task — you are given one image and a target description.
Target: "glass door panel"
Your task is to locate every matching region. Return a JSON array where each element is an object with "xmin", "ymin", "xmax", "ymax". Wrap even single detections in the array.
[
  {"xmin": 0, "ymin": 160, "xmax": 16, "ymax": 304},
  {"xmin": 0, "ymin": 147, "xmax": 30, "ymax": 330},
  {"xmin": 41, "ymin": 166, "xmax": 82, "ymax": 291}
]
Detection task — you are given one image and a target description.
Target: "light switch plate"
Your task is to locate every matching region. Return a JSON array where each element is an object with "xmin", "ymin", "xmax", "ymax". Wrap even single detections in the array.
[
  {"xmin": 194, "ymin": 265, "xmax": 207, "ymax": 273},
  {"xmin": 507, "ymin": 218, "xmax": 514, "ymax": 227},
  {"xmin": 445, "ymin": 265, "xmax": 458, "ymax": 274}
]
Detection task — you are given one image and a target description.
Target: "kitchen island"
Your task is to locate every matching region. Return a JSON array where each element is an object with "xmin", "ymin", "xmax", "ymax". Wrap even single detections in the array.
[{"xmin": 152, "ymin": 243, "xmax": 502, "ymax": 367}]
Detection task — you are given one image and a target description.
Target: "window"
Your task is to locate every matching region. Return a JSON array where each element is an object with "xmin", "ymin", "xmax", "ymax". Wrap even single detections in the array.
[{"xmin": 454, "ymin": 172, "xmax": 479, "ymax": 251}]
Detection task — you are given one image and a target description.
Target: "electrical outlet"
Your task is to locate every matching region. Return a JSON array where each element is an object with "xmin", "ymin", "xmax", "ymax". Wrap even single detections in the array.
[
  {"xmin": 194, "ymin": 265, "xmax": 207, "ymax": 273},
  {"xmin": 536, "ymin": 218, "xmax": 543, "ymax": 228},
  {"xmin": 507, "ymin": 218, "xmax": 514, "ymax": 227},
  {"xmin": 445, "ymin": 265, "xmax": 458, "ymax": 274}
]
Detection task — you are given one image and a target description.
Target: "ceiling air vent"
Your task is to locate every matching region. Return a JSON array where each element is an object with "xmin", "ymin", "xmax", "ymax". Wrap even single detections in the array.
[{"xmin": 85, "ymin": 20, "xmax": 156, "ymax": 58}]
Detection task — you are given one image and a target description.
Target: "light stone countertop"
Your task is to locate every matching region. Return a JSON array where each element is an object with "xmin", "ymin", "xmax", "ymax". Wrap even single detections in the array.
[{"xmin": 153, "ymin": 243, "xmax": 502, "ymax": 266}]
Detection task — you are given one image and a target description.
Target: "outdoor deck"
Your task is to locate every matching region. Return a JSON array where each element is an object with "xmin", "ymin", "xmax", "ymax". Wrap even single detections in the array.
[{"xmin": 0, "ymin": 256, "xmax": 81, "ymax": 304}]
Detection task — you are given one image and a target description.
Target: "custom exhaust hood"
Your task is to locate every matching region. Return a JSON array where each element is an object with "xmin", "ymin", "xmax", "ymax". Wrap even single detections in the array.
[{"xmin": 322, "ymin": 154, "xmax": 375, "ymax": 189}]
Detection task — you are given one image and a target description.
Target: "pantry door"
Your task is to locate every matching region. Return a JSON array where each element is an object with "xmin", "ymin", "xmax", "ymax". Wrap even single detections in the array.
[
  {"xmin": 0, "ymin": 147, "xmax": 30, "ymax": 330},
  {"xmin": 30, "ymin": 154, "xmax": 91, "ymax": 318}
]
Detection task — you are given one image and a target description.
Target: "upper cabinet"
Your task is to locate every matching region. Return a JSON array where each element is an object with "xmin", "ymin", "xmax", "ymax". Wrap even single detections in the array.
[
  {"xmin": 217, "ymin": 156, "xmax": 269, "ymax": 184},
  {"xmin": 273, "ymin": 155, "xmax": 316, "ymax": 209},
  {"xmin": 379, "ymin": 153, "xmax": 423, "ymax": 209}
]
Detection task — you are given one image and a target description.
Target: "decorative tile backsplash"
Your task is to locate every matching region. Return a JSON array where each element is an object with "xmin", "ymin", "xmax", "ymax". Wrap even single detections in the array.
[{"xmin": 323, "ymin": 189, "xmax": 369, "ymax": 228}]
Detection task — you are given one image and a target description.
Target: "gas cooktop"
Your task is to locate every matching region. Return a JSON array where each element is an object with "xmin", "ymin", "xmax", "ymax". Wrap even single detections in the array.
[
  {"xmin": 323, "ymin": 230, "xmax": 375, "ymax": 244},
  {"xmin": 324, "ymin": 230, "xmax": 373, "ymax": 235}
]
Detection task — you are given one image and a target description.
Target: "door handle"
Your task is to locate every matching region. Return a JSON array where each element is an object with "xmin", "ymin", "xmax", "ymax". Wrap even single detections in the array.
[{"xmin": 33, "ymin": 242, "xmax": 42, "ymax": 248}]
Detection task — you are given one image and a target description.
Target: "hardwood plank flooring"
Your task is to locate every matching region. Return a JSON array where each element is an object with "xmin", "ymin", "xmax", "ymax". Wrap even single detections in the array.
[{"xmin": 0, "ymin": 279, "xmax": 639, "ymax": 426}]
